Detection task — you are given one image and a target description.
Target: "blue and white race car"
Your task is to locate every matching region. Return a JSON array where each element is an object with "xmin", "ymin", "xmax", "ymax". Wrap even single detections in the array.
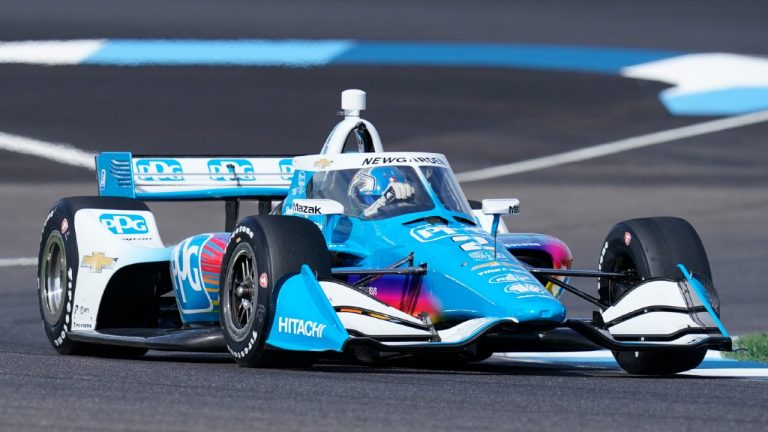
[{"xmin": 37, "ymin": 90, "xmax": 731, "ymax": 374}]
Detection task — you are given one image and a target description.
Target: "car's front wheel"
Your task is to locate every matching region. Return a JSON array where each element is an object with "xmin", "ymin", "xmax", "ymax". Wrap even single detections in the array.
[
  {"xmin": 598, "ymin": 216, "xmax": 719, "ymax": 375},
  {"xmin": 219, "ymin": 215, "xmax": 332, "ymax": 368}
]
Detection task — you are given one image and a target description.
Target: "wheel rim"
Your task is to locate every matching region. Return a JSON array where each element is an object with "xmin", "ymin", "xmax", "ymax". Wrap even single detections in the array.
[
  {"xmin": 606, "ymin": 251, "xmax": 640, "ymax": 305},
  {"xmin": 223, "ymin": 245, "xmax": 258, "ymax": 343},
  {"xmin": 40, "ymin": 231, "xmax": 67, "ymax": 324}
]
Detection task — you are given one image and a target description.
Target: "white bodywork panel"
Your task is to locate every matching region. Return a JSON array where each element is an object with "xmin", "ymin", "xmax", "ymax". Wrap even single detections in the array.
[
  {"xmin": 602, "ymin": 280, "xmax": 689, "ymax": 322},
  {"xmin": 382, "ymin": 318, "xmax": 516, "ymax": 346},
  {"xmin": 319, "ymin": 281, "xmax": 520, "ymax": 344},
  {"xmin": 472, "ymin": 209, "xmax": 509, "ymax": 235},
  {"xmin": 319, "ymin": 281, "xmax": 431, "ymax": 338},
  {"xmin": 131, "ymin": 157, "xmax": 293, "ymax": 195},
  {"xmin": 600, "ymin": 279, "xmax": 717, "ymax": 339},
  {"xmin": 338, "ymin": 314, "xmax": 430, "ymax": 337},
  {"xmin": 71, "ymin": 208, "xmax": 171, "ymax": 331}
]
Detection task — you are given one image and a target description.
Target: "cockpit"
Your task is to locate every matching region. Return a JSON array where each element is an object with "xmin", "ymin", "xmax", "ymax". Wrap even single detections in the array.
[{"xmin": 303, "ymin": 164, "xmax": 473, "ymax": 221}]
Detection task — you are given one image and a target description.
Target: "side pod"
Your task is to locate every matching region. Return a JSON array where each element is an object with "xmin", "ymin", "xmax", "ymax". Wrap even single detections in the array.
[{"xmin": 265, "ymin": 265, "xmax": 349, "ymax": 352}]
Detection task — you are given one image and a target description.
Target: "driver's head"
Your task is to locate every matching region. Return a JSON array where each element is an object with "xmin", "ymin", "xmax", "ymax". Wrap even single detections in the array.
[{"xmin": 349, "ymin": 166, "xmax": 406, "ymax": 207}]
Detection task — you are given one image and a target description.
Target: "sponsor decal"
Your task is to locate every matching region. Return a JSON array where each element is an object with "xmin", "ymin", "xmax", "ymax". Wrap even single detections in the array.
[
  {"xmin": 410, "ymin": 225, "xmax": 457, "ymax": 242},
  {"xmin": 624, "ymin": 232, "xmax": 632, "ymax": 246},
  {"xmin": 505, "ymin": 242, "xmax": 542, "ymax": 248},
  {"xmin": 477, "ymin": 267, "xmax": 505, "ymax": 276},
  {"xmin": 135, "ymin": 159, "xmax": 184, "ymax": 181},
  {"xmin": 81, "ymin": 252, "xmax": 117, "ymax": 273},
  {"xmin": 99, "ymin": 168, "xmax": 106, "ymax": 191},
  {"xmin": 362, "ymin": 156, "xmax": 407, "ymax": 165},
  {"xmin": 292, "ymin": 202, "xmax": 322, "ymax": 214},
  {"xmin": 279, "ymin": 159, "xmax": 294, "ymax": 180},
  {"xmin": 60, "ymin": 218, "xmax": 69, "ymax": 234},
  {"xmin": 452, "ymin": 234, "xmax": 494, "ymax": 252},
  {"xmin": 489, "ymin": 273, "xmax": 526, "ymax": 284},
  {"xmin": 72, "ymin": 322, "xmax": 94, "ymax": 330},
  {"xmin": 172, "ymin": 235, "xmax": 210, "ymax": 312},
  {"xmin": 259, "ymin": 273, "xmax": 268, "ymax": 288},
  {"xmin": 277, "ymin": 316, "xmax": 326, "ymax": 338},
  {"xmin": 469, "ymin": 250, "xmax": 495, "ymax": 261},
  {"xmin": 231, "ymin": 225, "xmax": 254, "ymax": 239},
  {"xmin": 99, "ymin": 213, "xmax": 149, "ymax": 235},
  {"xmin": 293, "ymin": 170, "xmax": 307, "ymax": 195},
  {"xmin": 362, "ymin": 156, "xmax": 446, "ymax": 166},
  {"xmin": 172, "ymin": 233, "xmax": 227, "ymax": 317},
  {"xmin": 207, "ymin": 159, "xmax": 256, "ymax": 181},
  {"xmin": 73, "ymin": 304, "xmax": 90, "ymax": 316},
  {"xmin": 229, "ymin": 330, "xmax": 258, "ymax": 359},
  {"xmin": 503, "ymin": 283, "xmax": 549, "ymax": 296},
  {"xmin": 470, "ymin": 260, "xmax": 515, "ymax": 272},
  {"xmin": 313, "ymin": 158, "xmax": 333, "ymax": 169}
]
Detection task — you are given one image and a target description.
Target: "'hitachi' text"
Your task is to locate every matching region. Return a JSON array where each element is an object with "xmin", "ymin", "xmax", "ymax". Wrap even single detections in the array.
[{"xmin": 277, "ymin": 317, "xmax": 326, "ymax": 338}]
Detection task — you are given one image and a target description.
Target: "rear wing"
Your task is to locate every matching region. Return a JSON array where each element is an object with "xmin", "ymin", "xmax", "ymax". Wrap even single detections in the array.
[{"xmin": 96, "ymin": 152, "xmax": 296, "ymax": 201}]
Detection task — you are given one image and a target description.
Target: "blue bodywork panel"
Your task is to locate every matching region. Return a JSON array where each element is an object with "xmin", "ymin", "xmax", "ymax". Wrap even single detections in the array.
[
  {"xmin": 281, "ymin": 165, "xmax": 567, "ymax": 326},
  {"xmin": 677, "ymin": 264, "xmax": 730, "ymax": 338},
  {"xmin": 266, "ymin": 265, "xmax": 349, "ymax": 352},
  {"xmin": 170, "ymin": 233, "xmax": 230, "ymax": 324}
]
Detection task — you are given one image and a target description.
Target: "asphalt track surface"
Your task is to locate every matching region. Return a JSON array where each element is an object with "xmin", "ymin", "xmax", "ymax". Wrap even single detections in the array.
[{"xmin": 1, "ymin": 1, "xmax": 767, "ymax": 431}]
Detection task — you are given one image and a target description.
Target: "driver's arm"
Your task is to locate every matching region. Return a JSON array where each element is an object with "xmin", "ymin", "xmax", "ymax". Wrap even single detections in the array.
[{"xmin": 362, "ymin": 183, "xmax": 415, "ymax": 217}]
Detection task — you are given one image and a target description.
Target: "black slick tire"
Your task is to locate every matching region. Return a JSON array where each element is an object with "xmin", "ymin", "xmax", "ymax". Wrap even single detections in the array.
[
  {"xmin": 219, "ymin": 215, "xmax": 332, "ymax": 368},
  {"xmin": 38, "ymin": 196, "xmax": 149, "ymax": 358}
]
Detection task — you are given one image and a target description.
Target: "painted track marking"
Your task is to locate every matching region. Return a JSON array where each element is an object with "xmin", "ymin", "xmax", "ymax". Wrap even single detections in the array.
[
  {"xmin": 0, "ymin": 257, "xmax": 36, "ymax": 267},
  {"xmin": 0, "ymin": 130, "xmax": 95, "ymax": 170},
  {"xmin": 455, "ymin": 109, "xmax": 768, "ymax": 182}
]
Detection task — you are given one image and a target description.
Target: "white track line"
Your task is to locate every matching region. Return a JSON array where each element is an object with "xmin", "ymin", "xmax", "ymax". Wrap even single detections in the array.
[
  {"xmin": 0, "ymin": 257, "xmax": 36, "ymax": 267},
  {"xmin": 0, "ymin": 130, "xmax": 95, "ymax": 170},
  {"xmin": 0, "ymin": 40, "xmax": 104, "ymax": 65},
  {"xmin": 456, "ymin": 109, "xmax": 768, "ymax": 182}
]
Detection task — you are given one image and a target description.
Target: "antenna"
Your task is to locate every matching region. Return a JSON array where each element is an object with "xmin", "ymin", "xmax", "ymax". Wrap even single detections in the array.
[{"xmin": 341, "ymin": 89, "xmax": 366, "ymax": 118}]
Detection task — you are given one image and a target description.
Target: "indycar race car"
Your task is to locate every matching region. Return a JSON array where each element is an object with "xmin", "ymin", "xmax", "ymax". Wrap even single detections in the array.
[{"xmin": 37, "ymin": 90, "xmax": 731, "ymax": 375}]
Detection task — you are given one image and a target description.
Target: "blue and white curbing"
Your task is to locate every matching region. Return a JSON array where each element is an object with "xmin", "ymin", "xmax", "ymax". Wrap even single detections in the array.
[
  {"xmin": 494, "ymin": 350, "xmax": 768, "ymax": 378},
  {"xmin": 0, "ymin": 39, "xmax": 766, "ymax": 116}
]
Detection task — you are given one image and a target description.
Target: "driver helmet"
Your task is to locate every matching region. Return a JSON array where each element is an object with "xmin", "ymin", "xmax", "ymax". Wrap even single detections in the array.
[{"xmin": 349, "ymin": 166, "xmax": 407, "ymax": 207}]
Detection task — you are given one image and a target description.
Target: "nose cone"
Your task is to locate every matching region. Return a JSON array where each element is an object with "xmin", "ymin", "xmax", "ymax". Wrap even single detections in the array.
[{"xmin": 499, "ymin": 293, "xmax": 567, "ymax": 324}]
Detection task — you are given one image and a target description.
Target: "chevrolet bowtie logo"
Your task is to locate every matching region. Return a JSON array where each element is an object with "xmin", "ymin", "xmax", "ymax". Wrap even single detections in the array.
[
  {"xmin": 81, "ymin": 252, "xmax": 117, "ymax": 273},
  {"xmin": 313, "ymin": 158, "xmax": 333, "ymax": 169}
]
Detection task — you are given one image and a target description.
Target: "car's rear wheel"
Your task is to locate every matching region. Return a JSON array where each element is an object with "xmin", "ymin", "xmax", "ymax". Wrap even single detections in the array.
[
  {"xmin": 38, "ymin": 197, "xmax": 149, "ymax": 358},
  {"xmin": 598, "ymin": 216, "xmax": 718, "ymax": 375},
  {"xmin": 220, "ymin": 215, "xmax": 332, "ymax": 368}
]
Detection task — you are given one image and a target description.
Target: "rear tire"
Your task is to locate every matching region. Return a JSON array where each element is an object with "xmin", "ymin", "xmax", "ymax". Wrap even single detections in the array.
[
  {"xmin": 220, "ymin": 215, "xmax": 331, "ymax": 368},
  {"xmin": 598, "ymin": 217, "xmax": 718, "ymax": 375},
  {"xmin": 38, "ymin": 197, "xmax": 149, "ymax": 358}
]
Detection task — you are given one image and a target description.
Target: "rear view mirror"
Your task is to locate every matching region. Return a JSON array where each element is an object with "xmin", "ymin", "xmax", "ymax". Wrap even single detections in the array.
[{"xmin": 481, "ymin": 198, "xmax": 520, "ymax": 216}]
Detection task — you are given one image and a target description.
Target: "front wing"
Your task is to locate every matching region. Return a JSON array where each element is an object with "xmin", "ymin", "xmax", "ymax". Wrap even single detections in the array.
[{"xmin": 68, "ymin": 264, "xmax": 731, "ymax": 356}]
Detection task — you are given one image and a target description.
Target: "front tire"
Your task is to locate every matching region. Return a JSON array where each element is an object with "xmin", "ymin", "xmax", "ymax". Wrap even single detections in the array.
[
  {"xmin": 598, "ymin": 217, "xmax": 718, "ymax": 375},
  {"xmin": 220, "ymin": 215, "xmax": 332, "ymax": 368}
]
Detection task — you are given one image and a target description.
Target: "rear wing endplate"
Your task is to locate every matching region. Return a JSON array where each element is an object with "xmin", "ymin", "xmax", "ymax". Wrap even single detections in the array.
[{"xmin": 96, "ymin": 152, "xmax": 296, "ymax": 201}]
